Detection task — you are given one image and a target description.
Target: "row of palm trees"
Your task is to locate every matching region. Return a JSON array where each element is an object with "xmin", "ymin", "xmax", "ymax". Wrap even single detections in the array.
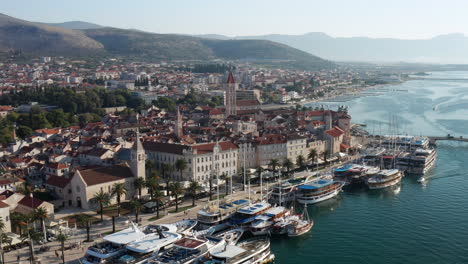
[{"xmin": 266, "ymin": 148, "xmax": 330, "ymax": 179}]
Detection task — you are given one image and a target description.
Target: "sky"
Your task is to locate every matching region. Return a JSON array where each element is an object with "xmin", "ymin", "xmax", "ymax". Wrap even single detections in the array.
[{"xmin": 2, "ymin": 0, "xmax": 468, "ymax": 39}]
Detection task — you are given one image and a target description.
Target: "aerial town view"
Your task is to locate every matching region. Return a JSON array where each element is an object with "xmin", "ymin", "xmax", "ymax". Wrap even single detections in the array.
[{"xmin": 0, "ymin": 1, "xmax": 467, "ymax": 263}]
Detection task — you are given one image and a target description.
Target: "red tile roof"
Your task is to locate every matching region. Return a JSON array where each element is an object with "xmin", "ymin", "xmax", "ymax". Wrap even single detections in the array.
[
  {"xmin": 191, "ymin": 141, "xmax": 238, "ymax": 154},
  {"xmin": 78, "ymin": 164, "xmax": 133, "ymax": 186},
  {"xmin": 0, "ymin": 201, "xmax": 9, "ymax": 208},
  {"xmin": 227, "ymin": 72, "xmax": 235, "ymax": 84},
  {"xmin": 46, "ymin": 175, "xmax": 71, "ymax": 188},
  {"xmin": 46, "ymin": 162, "xmax": 68, "ymax": 170},
  {"xmin": 257, "ymin": 134, "xmax": 286, "ymax": 145},
  {"xmin": 18, "ymin": 195, "xmax": 44, "ymax": 209},
  {"xmin": 326, "ymin": 127, "xmax": 344, "ymax": 138}
]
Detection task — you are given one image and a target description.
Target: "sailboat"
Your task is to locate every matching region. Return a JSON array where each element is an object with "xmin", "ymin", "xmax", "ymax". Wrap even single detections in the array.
[{"xmin": 286, "ymin": 204, "xmax": 313, "ymax": 237}]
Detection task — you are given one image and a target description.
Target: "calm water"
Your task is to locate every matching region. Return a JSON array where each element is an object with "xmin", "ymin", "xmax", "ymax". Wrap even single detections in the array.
[{"xmin": 271, "ymin": 71, "xmax": 468, "ymax": 264}]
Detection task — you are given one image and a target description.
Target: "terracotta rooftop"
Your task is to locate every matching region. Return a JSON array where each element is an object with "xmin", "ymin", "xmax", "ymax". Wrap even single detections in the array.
[
  {"xmin": 46, "ymin": 175, "xmax": 71, "ymax": 188},
  {"xmin": 326, "ymin": 126, "xmax": 344, "ymax": 138},
  {"xmin": 191, "ymin": 141, "xmax": 238, "ymax": 154},
  {"xmin": 143, "ymin": 141, "xmax": 189, "ymax": 155},
  {"xmin": 18, "ymin": 195, "xmax": 44, "ymax": 209},
  {"xmin": 78, "ymin": 164, "xmax": 133, "ymax": 186}
]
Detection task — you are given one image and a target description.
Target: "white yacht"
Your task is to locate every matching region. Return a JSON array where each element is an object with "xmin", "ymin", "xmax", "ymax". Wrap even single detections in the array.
[
  {"xmin": 296, "ymin": 178, "xmax": 344, "ymax": 204},
  {"xmin": 409, "ymin": 148, "xmax": 437, "ymax": 175},
  {"xmin": 250, "ymin": 206, "xmax": 290, "ymax": 236},
  {"xmin": 146, "ymin": 236, "xmax": 226, "ymax": 264},
  {"xmin": 202, "ymin": 237, "xmax": 275, "ymax": 264},
  {"xmin": 366, "ymin": 169, "xmax": 403, "ymax": 189},
  {"xmin": 269, "ymin": 171, "xmax": 321, "ymax": 205},
  {"xmin": 116, "ymin": 229, "xmax": 182, "ymax": 264}
]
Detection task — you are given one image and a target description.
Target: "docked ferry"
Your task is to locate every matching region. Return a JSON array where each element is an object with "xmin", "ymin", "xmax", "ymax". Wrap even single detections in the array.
[
  {"xmin": 366, "ymin": 169, "xmax": 403, "ymax": 189},
  {"xmin": 249, "ymin": 206, "xmax": 290, "ymax": 236},
  {"xmin": 202, "ymin": 237, "xmax": 275, "ymax": 264},
  {"xmin": 296, "ymin": 179, "xmax": 344, "ymax": 204},
  {"xmin": 269, "ymin": 171, "xmax": 327, "ymax": 205}
]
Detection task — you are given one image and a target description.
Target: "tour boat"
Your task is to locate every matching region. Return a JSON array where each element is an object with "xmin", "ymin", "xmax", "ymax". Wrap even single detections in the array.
[
  {"xmin": 296, "ymin": 179, "xmax": 344, "ymax": 204},
  {"xmin": 228, "ymin": 201, "xmax": 271, "ymax": 228},
  {"xmin": 118, "ymin": 229, "xmax": 182, "ymax": 264},
  {"xmin": 201, "ymin": 237, "xmax": 275, "ymax": 264},
  {"xmin": 366, "ymin": 169, "xmax": 403, "ymax": 189},
  {"xmin": 269, "ymin": 171, "xmax": 321, "ymax": 205},
  {"xmin": 197, "ymin": 199, "xmax": 250, "ymax": 229},
  {"xmin": 408, "ymin": 148, "xmax": 437, "ymax": 175},
  {"xmin": 287, "ymin": 204, "xmax": 313, "ymax": 237},
  {"xmin": 250, "ymin": 206, "xmax": 290, "ymax": 236},
  {"xmin": 146, "ymin": 236, "xmax": 226, "ymax": 264},
  {"xmin": 334, "ymin": 164, "xmax": 380, "ymax": 185}
]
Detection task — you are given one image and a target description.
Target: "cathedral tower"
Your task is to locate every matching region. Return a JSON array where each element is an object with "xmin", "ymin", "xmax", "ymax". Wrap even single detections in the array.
[{"xmin": 225, "ymin": 72, "xmax": 238, "ymax": 117}]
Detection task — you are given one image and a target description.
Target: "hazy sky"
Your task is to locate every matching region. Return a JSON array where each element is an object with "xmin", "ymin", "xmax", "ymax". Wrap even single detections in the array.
[{"xmin": 3, "ymin": 0, "xmax": 468, "ymax": 39}]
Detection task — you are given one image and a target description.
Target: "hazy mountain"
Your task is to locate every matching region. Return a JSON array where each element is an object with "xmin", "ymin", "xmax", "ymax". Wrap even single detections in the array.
[
  {"xmin": 83, "ymin": 28, "xmax": 333, "ymax": 69},
  {"xmin": 198, "ymin": 32, "xmax": 468, "ymax": 63},
  {"xmin": 46, "ymin": 20, "xmax": 104, "ymax": 30},
  {"xmin": 0, "ymin": 13, "xmax": 333, "ymax": 69},
  {"xmin": 0, "ymin": 13, "xmax": 104, "ymax": 55}
]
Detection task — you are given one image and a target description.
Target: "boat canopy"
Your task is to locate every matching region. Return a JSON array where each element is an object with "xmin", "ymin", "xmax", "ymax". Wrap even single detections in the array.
[{"xmin": 299, "ymin": 179, "xmax": 334, "ymax": 190}]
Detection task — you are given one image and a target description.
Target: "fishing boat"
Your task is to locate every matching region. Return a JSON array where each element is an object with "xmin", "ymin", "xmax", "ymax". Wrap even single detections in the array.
[
  {"xmin": 250, "ymin": 206, "xmax": 290, "ymax": 236},
  {"xmin": 287, "ymin": 204, "xmax": 313, "ymax": 237},
  {"xmin": 146, "ymin": 236, "xmax": 226, "ymax": 264},
  {"xmin": 197, "ymin": 199, "xmax": 250, "ymax": 229},
  {"xmin": 296, "ymin": 179, "xmax": 344, "ymax": 204},
  {"xmin": 366, "ymin": 169, "xmax": 403, "ymax": 189},
  {"xmin": 201, "ymin": 237, "xmax": 275, "ymax": 264}
]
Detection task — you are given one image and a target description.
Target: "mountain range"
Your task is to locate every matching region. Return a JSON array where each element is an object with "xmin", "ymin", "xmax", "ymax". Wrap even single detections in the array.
[
  {"xmin": 0, "ymin": 14, "xmax": 333, "ymax": 70},
  {"xmin": 195, "ymin": 32, "xmax": 468, "ymax": 64}
]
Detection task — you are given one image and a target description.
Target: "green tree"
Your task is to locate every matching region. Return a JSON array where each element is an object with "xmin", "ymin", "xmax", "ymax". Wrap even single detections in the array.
[
  {"xmin": 282, "ymin": 158, "xmax": 293, "ymax": 177},
  {"xmin": 134, "ymin": 177, "xmax": 146, "ymax": 198},
  {"xmin": 186, "ymin": 181, "xmax": 201, "ymax": 207},
  {"xmin": 130, "ymin": 200, "xmax": 143, "ymax": 224},
  {"xmin": 33, "ymin": 207, "xmax": 48, "ymax": 242},
  {"xmin": 308, "ymin": 148, "xmax": 318, "ymax": 169},
  {"xmin": 269, "ymin": 159, "xmax": 280, "ymax": 177},
  {"xmin": 175, "ymin": 159, "xmax": 187, "ymax": 181},
  {"xmin": 75, "ymin": 215, "xmax": 92, "ymax": 242},
  {"xmin": 170, "ymin": 182, "xmax": 184, "ymax": 212},
  {"xmin": 220, "ymin": 173, "xmax": 230, "ymax": 195},
  {"xmin": 111, "ymin": 183, "xmax": 128, "ymax": 216},
  {"xmin": 91, "ymin": 190, "xmax": 111, "ymax": 221},
  {"xmin": 16, "ymin": 125, "xmax": 33, "ymax": 139},
  {"xmin": 162, "ymin": 164, "xmax": 174, "ymax": 196},
  {"xmin": 57, "ymin": 231, "xmax": 68, "ymax": 264},
  {"xmin": 296, "ymin": 155, "xmax": 306, "ymax": 169},
  {"xmin": 154, "ymin": 97, "xmax": 176, "ymax": 112},
  {"xmin": 323, "ymin": 150, "xmax": 329, "ymax": 165}
]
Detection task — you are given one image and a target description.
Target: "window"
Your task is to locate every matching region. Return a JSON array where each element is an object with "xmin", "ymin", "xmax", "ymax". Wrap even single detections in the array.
[{"xmin": 76, "ymin": 186, "xmax": 80, "ymax": 192}]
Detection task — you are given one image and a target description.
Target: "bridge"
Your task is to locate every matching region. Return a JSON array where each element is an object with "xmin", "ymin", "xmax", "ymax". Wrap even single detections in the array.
[{"xmin": 428, "ymin": 136, "xmax": 468, "ymax": 144}]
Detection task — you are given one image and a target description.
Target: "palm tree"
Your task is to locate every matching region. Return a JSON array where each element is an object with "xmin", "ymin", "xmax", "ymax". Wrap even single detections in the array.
[
  {"xmin": 308, "ymin": 148, "xmax": 318, "ymax": 169},
  {"xmin": 153, "ymin": 189, "xmax": 164, "ymax": 218},
  {"xmin": 296, "ymin": 155, "xmax": 306, "ymax": 169},
  {"xmin": 162, "ymin": 164, "xmax": 174, "ymax": 196},
  {"xmin": 11, "ymin": 212, "xmax": 28, "ymax": 235},
  {"xmin": 56, "ymin": 231, "xmax": 68, "ymax": 264},
  {"xmin": 75, "ymin": 215, "xmax": 92, "ymax": 242},
  {"xmin": 220, "ymin": 172, "xmax": 229, "ymax": 195},
  {"xmin": 91, "ymin": 190, "xmax": 111, "ymax": 221},
  {"xmin": 282, "ymin": 158, "xmax": 293, "ymax": 177},
  {"xmin": 186, "ymin": 181, "xmax": 201, "ymax": 207},
  {"xmin": 20, "ymin": 227, "xmax": 41, "ymax": 263},
  {"xmin": 112, "ymin": 183, "xmax": 127, "ymax": 216},
  {"xmin": 269, "ymin": 159, "xmax": 280, "ymax": 178},
  {"xmin": 134, "ymin": 177, "xmax": 146, "ymax": 198},
  {"xmin": 34, "ymin": 207, "xmax": 48, "ymax": 243},
  {"xmin": 323, "ymin": 150, "xmax": 330, "ymax": 165},
  {"xmin": 169, "ymin": 182, "xmax": 184, "ymax": 212},
  {"xmin": 130, "ymin": 200, "xmax": 143, "ymax": 224},
  {"xmin": 175, "ymin": 159, "xmax": 187, "ymax": 181},
  {"xmin": 146, "ymin": 160, "xmax": 155, "ymax": 179}
]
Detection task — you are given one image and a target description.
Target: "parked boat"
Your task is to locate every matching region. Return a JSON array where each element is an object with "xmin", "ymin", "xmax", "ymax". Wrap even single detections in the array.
[
  {"xmin": 296, "ymin": 179, "xmax": 344, "ymax": 204},
  {"xmin": 271, "ymin": 213, "xmax": 300, "ymax": 236},
  {"xmin": 287, "ymin": 204, "xmax": 313, "ymax": 237},
  {"xmin": 197, "ymin": 199, "xmax": 250, "ymax": 229},
  {"xmin": 269, "ymin": 171, "xmax": 320, "ymax": 205},
  {"xmin": 215, "ymin": 228, "xmax": 244, "ymax": 245},
  {"xmin": 366, "ymin": 169, "xmax": 403, "ymax": 189},
  {"xmin": 201, "ymin": 237, "xmax": 275, "ymax": 264},
  {"xmin": 229, "ymin": 202, "xmax": 271, "ymax": 228},
  {"xmin": 250, "ymin": 206, "xmax": 290, "ymax": 236},
  {"xmin": 146, "ymin": 236, "xmax": 225, "ymax": 264}
]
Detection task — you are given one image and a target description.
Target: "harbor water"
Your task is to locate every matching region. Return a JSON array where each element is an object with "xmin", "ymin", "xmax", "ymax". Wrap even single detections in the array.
[{"xmin": 271, "ymin": 71, "xmax": 468, "ymax": 263}]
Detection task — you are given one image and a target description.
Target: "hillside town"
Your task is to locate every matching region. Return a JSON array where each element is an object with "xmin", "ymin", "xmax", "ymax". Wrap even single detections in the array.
[{"xmin": 0, "ymin": 57, "xmax": 400, "ymax": 263}]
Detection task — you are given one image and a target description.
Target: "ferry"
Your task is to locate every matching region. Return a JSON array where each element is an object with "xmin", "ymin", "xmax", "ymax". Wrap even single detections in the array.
[
  {"xmin": 197, "ymin": 199, "xmax": 250, "ymax": 229},
  {"xmin": 366, "ymin": 169, "xmax": 403, "ymax": 189},
  {"xmin": 250, "ymin": 206, "xmax": 290, "ymax": 236},
  {"xmin": 201, "ymin": 237, "xmax": 275, "ymax": 264},
  {"xmin": 334, "ymin": 164, "xmax": 380, "ymax": 185},
  {"xmin": 117, "ymin": 229, "xmax": 182, "ymax": 264},
  {"xmin": 269, "ymin": 170, "xmax": 325, "ymax": 205},
  {"xmin": 229, "ymin": 202, "xmax": 271, "ymax": 228},
  {"xmin": 296, "ymin": 178, "xmax": 344, "ymax": 204},
  {"xmin": 146, "ymin": 236, "xmax": 225, "ymax": 264},
  {"xmin": 408, "ymin": 148, "xmax": 437, "ymax": 175}
]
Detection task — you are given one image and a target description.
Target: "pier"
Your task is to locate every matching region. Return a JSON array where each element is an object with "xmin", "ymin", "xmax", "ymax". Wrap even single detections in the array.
[{"xmin": 428, "ymin": 136, "xmax": 468, "ymax": 144}]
